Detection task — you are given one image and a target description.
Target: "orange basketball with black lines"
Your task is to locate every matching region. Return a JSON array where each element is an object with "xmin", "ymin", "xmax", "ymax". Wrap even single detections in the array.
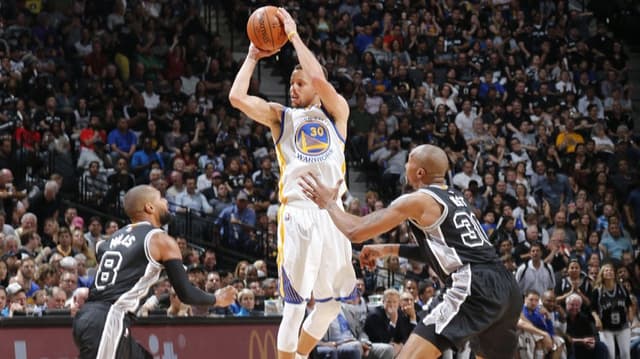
[{"xmin": 247, "ymin": 6, "xmax": 288, "ymax": 51}]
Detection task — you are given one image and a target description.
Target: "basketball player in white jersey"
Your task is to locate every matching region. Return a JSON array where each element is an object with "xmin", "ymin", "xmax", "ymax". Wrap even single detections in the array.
[{"xmin": 229, "ymin": 7, "xmax": 357, "ymax": 359}]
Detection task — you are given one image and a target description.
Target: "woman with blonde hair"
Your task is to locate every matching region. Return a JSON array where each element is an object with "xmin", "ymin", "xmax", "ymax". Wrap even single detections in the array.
[
  {"xmin": 71, "ymin": 228, "xmax": 96, "ymax": 268},
  {"xmin": 234, "ymin": 260, "xmax": 249, "ymax": 281},
  {"xmin": 592, "ymin": 263, "xmax": 634, "ymax": 359}
]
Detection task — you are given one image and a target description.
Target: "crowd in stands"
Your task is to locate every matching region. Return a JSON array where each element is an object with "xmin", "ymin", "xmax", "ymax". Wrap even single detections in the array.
[{"xmin": 0, "ymin": 0, "xmax": 639, "ymax": 358}]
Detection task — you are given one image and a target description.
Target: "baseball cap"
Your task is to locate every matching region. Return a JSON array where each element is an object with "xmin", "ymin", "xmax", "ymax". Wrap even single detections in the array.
[
  {"xmin": 212, "ymin": 171, "xmax": 222, "ymax": 179},
  {"xmin": 236, "ymin": 192, "xmax": 249, "ymax": 201},
  {"xmin": 6, "ymin": 283, "xmax": 24, "ymax": 296}
]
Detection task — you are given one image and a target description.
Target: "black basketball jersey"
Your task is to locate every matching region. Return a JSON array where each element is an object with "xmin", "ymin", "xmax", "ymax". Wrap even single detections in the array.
[
  {"xmin": 88, "ymin": 221, "xmax": 164, "ymax": 312},
  {"xmin": 407, "ymin": 185, "xmax": 498, "ymax": 283},
  {"xmin": 593, "ymin": 283, "xmax": 632, "ymax": 331}
]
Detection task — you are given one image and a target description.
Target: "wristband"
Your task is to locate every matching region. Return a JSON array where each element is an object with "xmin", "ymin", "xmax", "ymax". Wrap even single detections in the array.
[{"xmin": 287, "ymin": 31, "xmax": 297, "ymax": 41}]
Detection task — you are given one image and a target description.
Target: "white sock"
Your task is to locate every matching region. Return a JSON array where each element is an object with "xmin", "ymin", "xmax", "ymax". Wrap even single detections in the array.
[{"xmin": 295, "ymin": 354, "xmax": 308, "ymax": 359}]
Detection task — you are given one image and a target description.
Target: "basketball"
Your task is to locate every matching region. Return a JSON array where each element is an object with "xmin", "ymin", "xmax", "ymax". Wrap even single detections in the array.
[{"xmin": 246, "ymin": 6, "xmax": 288, "ymax": 51}]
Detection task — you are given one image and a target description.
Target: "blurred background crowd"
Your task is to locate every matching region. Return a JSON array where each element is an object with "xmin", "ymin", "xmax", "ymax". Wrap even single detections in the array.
[{"xmin": 0, "ymin": 0, "xmax": 639, "ymax": 358}]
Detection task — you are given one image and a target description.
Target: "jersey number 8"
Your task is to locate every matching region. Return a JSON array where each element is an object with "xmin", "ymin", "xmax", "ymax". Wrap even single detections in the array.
[{"xmin": 95, "ymin": 251, "xmax": 123, "ymax": 290}]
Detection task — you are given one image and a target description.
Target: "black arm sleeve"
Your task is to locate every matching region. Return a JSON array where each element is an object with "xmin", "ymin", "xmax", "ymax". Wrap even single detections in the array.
[
  {"xmin": 164, "ymin": 259, "xmax": 216, "ymax": 306},
  {"xmin": 397, "ymin": 244, "xmax": 425, "ymax": 262}
]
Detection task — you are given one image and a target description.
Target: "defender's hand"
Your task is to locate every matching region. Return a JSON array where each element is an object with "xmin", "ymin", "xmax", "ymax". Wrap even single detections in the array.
[
  {"xmin": 299, "ymin": 172, "xmax": 342, "ymax": 209},
  {"xmin": 359, "ymin": 246, "xmax": 384, "ymax": 271},
  {"xmin": 214, "ymin": 286, "xmax": 237, "ymax": 307}
]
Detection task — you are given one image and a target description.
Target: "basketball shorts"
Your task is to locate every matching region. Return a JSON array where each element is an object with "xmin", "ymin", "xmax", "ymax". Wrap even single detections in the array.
[
  {"xmin": 414, "ymin": 263, "xmax": 523, "ymax": 359},
  {"xmin": 277, "ymin": 203, "xmax": 357, "ymax": 304},
  {"xmin": 73, "ymin": 301, "xmax": 152, "ymax": 359}
]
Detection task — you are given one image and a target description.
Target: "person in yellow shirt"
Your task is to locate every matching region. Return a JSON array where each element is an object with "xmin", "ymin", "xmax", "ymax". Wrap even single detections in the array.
[{"xmin": 555, "ymin": 118, "xmax": 584, "ymax": 154}]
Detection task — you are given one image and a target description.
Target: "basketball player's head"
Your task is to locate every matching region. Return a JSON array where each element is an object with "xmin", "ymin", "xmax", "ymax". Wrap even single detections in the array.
[
  {"xmin": 405, "ymin": 144, "xmax": 449, "ymax": 189},
  {"xmin": 124, "ymin": 185, "xmax": 172, "ymax": 226},
  {"xmin": 289, "ymin": 64, "xmax": 328, "ymax": 108}
]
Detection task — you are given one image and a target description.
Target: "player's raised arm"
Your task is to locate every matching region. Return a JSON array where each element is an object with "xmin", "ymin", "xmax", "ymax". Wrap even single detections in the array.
[
  {"xmin": 229, "ymin": 44, "xmax": 283, "ymax": 131},
  {"xmin": 276, "ymin": 8, "xmax": 349, "ymax": 126}
]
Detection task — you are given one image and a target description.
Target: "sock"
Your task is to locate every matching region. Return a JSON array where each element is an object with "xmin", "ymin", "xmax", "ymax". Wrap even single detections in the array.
[{"xmin": 295, "ymin": 353, "xmax": 308, "ymax": 359}]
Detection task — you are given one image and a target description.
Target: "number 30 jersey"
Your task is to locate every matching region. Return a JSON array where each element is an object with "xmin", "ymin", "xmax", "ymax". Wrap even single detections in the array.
[
  {"xmin": 88, "ymin": 221, "xmax": 164, "ymax": 311},
  {"xmin": 275, "ymin": 105, "xmax": 347, "ymax": 207},
  {"xmin": 407, "ymin": 185, "xmax": 498, "ymax": 283}
]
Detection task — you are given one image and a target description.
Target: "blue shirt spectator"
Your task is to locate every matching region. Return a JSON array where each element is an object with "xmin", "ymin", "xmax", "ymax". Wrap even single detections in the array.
[
  {"xmin": 108, "ymin": 118, "xmax": 137, "ymax": 161},
  {"xmin": 215, "ymin": 192, "xmax": 256, "ymax": 250},
  {"xmin": 600, "ymin": 216, "xmax": 633, "ymax": 261}
]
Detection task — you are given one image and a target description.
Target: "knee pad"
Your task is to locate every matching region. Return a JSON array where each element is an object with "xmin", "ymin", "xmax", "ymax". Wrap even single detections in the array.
[
  {"xmin": 302, "ymin": 300, "xmax": 341, "ymax": 340},
  {"xmin": 277, "ymin": 303, "xmax": 306, "ymax": 353}
]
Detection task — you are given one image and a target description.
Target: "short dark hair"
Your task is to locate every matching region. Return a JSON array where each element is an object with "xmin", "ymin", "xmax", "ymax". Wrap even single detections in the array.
[{"xmin": 293, "ymin": 64, "xmax": 328, "ymax": 79}]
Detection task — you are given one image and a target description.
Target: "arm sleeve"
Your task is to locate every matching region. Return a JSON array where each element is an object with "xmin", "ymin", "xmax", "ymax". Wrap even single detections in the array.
[
  {"xmin": 397, "ymin": 244, "xmax": 425, "ymax": 262},
  {"xmin": 164, "ymin": 259, "xmax": 216, "ymax": 306}
]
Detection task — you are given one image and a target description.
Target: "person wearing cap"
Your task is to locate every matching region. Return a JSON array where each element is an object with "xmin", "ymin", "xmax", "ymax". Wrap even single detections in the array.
[
  {"xmin": 215, "ymin": 191, "xmax": 256, "ymax": 250},
  {"xmin": 1, "ymin": 282, "xmax": 26, "ymax": 317}
]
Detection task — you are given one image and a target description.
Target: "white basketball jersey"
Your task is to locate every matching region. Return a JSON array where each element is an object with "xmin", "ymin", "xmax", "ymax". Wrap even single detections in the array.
[{"xmin": 275, "ymin": 105, "xmax": 347, "ymax": 206}]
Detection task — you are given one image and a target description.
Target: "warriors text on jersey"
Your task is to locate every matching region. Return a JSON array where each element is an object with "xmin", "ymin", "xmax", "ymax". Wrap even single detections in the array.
[
  {"xmin": 407, "ymin": 185, "xmax": 498, "ymax": 283},
  {"xmin": 89, "ymin": 221, "xmax": 164, "ymax": 312},
  {"xmin": 275, "ymin": 105, "xmax": 347, "ymax": 206}
]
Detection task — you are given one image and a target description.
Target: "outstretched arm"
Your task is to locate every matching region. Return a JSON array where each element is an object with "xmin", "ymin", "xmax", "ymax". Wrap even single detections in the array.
[
  {"xmin": 277, "ymin": 8, "xmax": 349, "ymax": 130},
  {"xmin": 149, "ymin": 232, "xmax": 236, "ymax": 307},
  {"xmin": 229, "ymin": 44, "xmax": 282, "ymax": 131},
  {"xmin": 299, "ymin": 173, "xmax": 436, "ymax": 243}
]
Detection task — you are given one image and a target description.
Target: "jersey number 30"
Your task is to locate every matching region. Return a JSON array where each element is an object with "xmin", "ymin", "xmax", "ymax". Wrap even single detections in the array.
[
  {"xmin": 453, "ymin": 212, "xmax": 491, "ymax": 248},
  {"xmin": 95, "ymin": 251, "xmax": 123, "ymax": 290}
]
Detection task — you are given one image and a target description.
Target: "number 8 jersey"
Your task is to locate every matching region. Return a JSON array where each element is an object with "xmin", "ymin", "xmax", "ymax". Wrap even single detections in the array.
[
  {"xmin": 407, "ymin": 185, "xmax": 499, "ymax": 284},
  {"xmin": 88, "ymin": 221, "xmax": 164, "ymax": 310}
]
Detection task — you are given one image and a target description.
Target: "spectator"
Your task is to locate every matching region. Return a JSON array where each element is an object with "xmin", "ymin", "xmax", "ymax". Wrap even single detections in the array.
[
  {"xmin": 592, "ymin": 263, "xmax": 633, "ymax": 359},
  {"xmin": 215, "ymin": 192, "xmax": 256, "ymax": 250},
  {"xmin": 317, "ymin": 303, "xmax": 394, "ymax": 359},
  {"xmin": 555, "ymin": 258, "xmax": 593, "ymax": 308},
  {"xmin": 130, "ymin": 137, "xmax": 164, "ymax": 183},
  {"xmin": 107, "ymin": 118, "xmax": 137, "ymax": 162},
  {"xmin": 565, "ymin": 293, "xmax": 608, "ymax": 359},
  {"xmin": 1, "ymin": 283, "xmax": 26, "ymax": 317},
  {"xmin": 515, "ymin": 242, "xmax": 556, "ymax": 297},
  {"xmin": 600, "ymin": 215, "xmax": 633, "ymax": 262},
  {"xmin": 11, "ymin": 257, "xmax": 39, "ymax": 297},
  {"xmin": 174, "ymin": 176, "xmax": 213, "ymax": 215},
  {"xmin": 521, "ymin": 290, "xmax": 565, "ymax": 359},
  {"xmin": 452, "ymin": 160, "xmax": 482, "ymax": 191},
  {"xmin": 234, "ymin": 288, "xmax": 258, "ymax": 317},
  {"xmin": 364, "ymin": 289, "xmax": 414, "ymax": 356},
  {"xmin": 46, "ymin": 286, "xmax": 67, "ymax": 311},
  {"xmin": 538, "ymin": 167, "xmax": 573, "ymax": 213}
]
